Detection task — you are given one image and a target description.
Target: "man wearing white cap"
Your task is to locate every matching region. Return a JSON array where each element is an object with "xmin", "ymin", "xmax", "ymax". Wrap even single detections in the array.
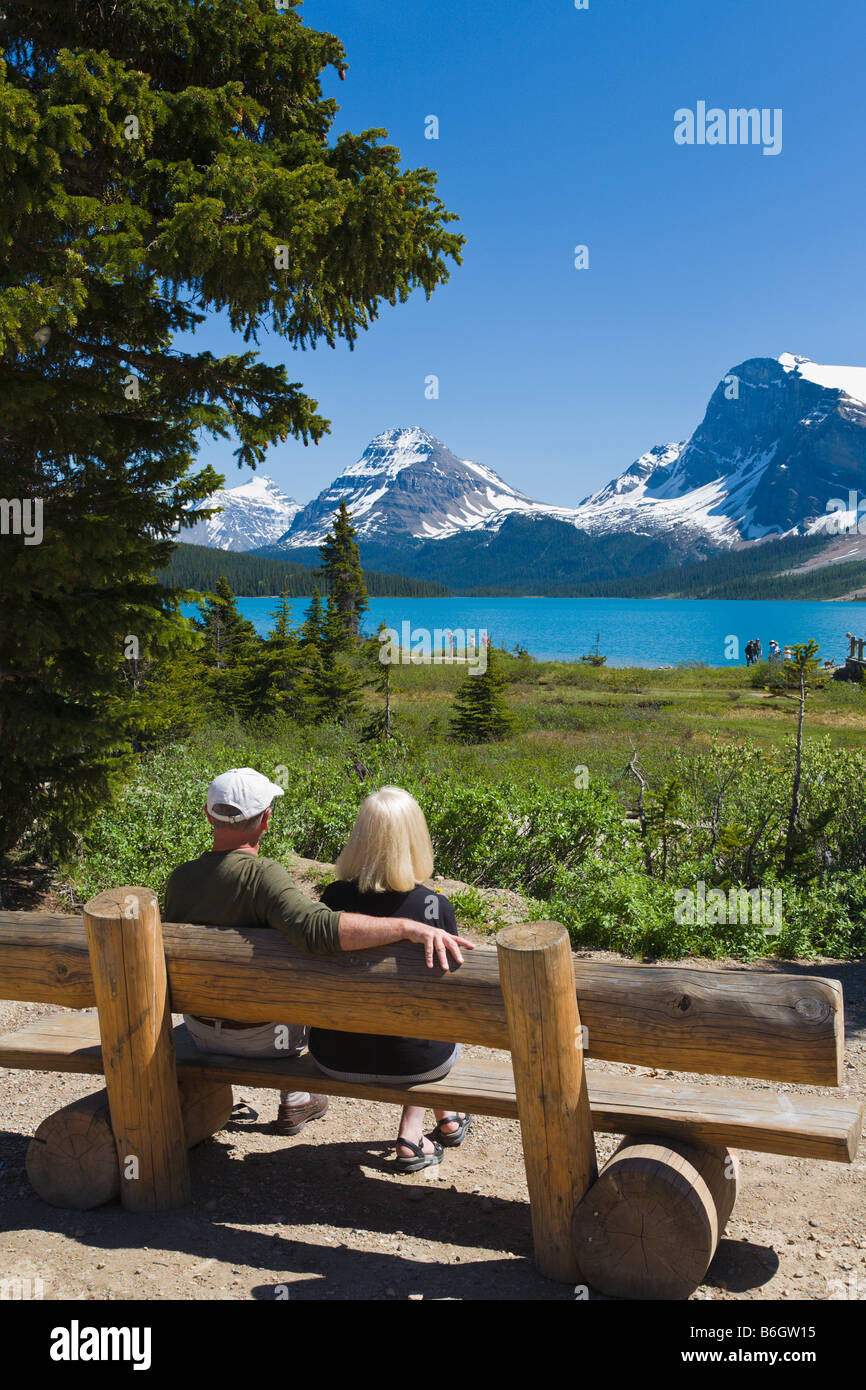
[{"xmin": 164, "ymin": 768, "xmax": 472, "ymax": 1135}]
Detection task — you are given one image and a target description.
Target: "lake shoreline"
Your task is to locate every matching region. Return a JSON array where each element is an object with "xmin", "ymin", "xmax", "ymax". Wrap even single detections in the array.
[{"xmin": 185, "ymin": 595, "xmax": 866, "ymax": 668}]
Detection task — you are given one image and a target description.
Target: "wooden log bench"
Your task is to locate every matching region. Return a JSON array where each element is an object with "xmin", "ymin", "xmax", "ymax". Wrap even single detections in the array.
[{"xmin": 0, "ymin": 889, "xmax": 861, "ymax": 1299}]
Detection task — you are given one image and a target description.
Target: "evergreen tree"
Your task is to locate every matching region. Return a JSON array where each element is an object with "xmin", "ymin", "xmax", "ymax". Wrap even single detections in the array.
[
  {"xmin": 312, "ymin": 654, "xmax": 364, "ymax": 727},
  {"xmin": 362, "ymin": 625, "xmax": 396, "ymax": 741},
  {"xmin": 271, "ymin": 588, "xmax": 296, "ymax": 647},
  {"xmin": 194, "ymin": 576, "xmax": 254, "ymax": 668},
  {"xmin": 295, "ymin": 588, "xmax": 362, "ymax": 724},
  {"xmin": 449, "ymin": 647, "xmax": 513, "ymax": 743},
  {"xmin": 193, "ymin": 576, "xmax": 261, "ymax": 720},
  {"xmin": 291, "ymin": 586, "xmax": 325, "ymax": 720},
  {"xmin": 263, "ymin": 587, "xmax": 299, "ymax": 713},
  {"xmin": 318, "ymin": 501, "xmax": 369, "ymax": 647},
  {"xmin": 310, "ymin": 594, "xmax": 363, "ymax": 724},
  {"xmin": 300, "ymin": 588, "xmax": 326, "ymax": 650},
  {"xmin": 0, "ymin": 0, "xmax": 462, "ymax": 856},
  {"xmin": 261, "ymin": 586, "xmax": 319, "ymax": 722},
  {"xmin": 117, "ymin": 618, "xmax": 209, "ymax": 750},
  {"xmin": 322, "ymin": 592, "xmax": 352, "ymax": 660}
]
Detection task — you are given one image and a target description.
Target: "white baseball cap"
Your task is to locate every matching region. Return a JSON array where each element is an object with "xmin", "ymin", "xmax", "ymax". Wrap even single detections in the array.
[{"xmin": 206, "ymin": 767, "xmax": 285, "ymax": 823}]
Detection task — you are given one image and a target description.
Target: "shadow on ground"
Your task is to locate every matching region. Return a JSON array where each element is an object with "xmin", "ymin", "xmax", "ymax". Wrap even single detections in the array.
[{"xmin": 0, "ymin": 1125, "xmax": 785, "ymax": 1301}]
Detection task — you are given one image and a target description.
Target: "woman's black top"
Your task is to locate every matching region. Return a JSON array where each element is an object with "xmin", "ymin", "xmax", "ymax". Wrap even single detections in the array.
[{"xmin": 308, "ymin": 880, "xmax": 458, "ymax": 1079}]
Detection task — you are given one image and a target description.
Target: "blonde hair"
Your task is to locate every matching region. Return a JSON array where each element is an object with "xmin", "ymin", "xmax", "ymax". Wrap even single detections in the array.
[{"xmin": 336, "ymin": 786, "xmax": 434, "ymax": 893}]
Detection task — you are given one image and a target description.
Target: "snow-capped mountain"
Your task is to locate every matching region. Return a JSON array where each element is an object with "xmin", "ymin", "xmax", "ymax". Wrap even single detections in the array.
[
  {"xmin": 280, "ymin": 426, "xmax": 580, "ymax": 547},
  {"xmin": 273, "ymin": 354, "xmax": 866, "ymax": 558},
  {"xmin": 571, "ymin": 354, "xmax": 866, "ymax": 546},
  {"xmin": 185, "ymin": 353, "xmax": 866, "ymax": 570},
  {"xmin": 184, "ymin": 474, "xmax": 301, "ymax": 552}
]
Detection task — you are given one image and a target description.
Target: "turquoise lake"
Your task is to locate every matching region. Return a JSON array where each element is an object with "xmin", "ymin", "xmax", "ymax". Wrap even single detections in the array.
[{"xmin": 185, "ymin": 596, "xmax": 866, "ymax": 667}]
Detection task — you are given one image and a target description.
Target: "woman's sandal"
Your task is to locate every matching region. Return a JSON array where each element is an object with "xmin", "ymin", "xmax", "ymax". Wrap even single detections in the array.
[
  {"xmin": 431, "ymin": 1113, "xmax": 473, "ymax": 1148},
  {"xmin": 394, "ymin": 1135, "xmax": 443, "ymax": 1174}
]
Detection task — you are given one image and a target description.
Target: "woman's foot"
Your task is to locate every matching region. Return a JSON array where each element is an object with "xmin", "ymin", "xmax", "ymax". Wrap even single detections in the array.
[
  {"xmin": 436, "ymin": 1114, "xmax": 464, "ymax": 1136},
  {"xmin": 394, "ymin": 1133, "xmax": 443, "ymax": 1173},
  {"xmin": 432, "ymin": 1112, "xmax": 473, "ymax": 1147},
  {"xmin": 396, "ymin": 1132, "xmax": 438, "ymax": 1158},
  {"xmin": 394, "ymin": 1103, "xmax": 444, "ymax": 1172}
]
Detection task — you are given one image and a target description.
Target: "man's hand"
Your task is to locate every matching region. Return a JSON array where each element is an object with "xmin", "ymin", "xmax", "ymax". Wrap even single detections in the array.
[
  {"xmin": 337, "ymin": 911, "xmax": 475, "ymax": 966},
  {"xmin": 399, "ymin": 921, "xmax": 475, "ymax": 970}
]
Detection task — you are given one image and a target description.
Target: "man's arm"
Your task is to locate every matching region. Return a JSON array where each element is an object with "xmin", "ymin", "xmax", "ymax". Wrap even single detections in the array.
[
  {"xmin": 261, "ymin": 864, "xmax": 473, "ymax": 967},
  {"xmin": 338, "ymin": 913, "xmax": 474, "ymax": 970}
]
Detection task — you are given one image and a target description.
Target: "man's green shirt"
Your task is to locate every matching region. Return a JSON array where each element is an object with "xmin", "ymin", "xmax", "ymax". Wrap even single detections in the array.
[{"xmin": 163, "ymin": 850, "xmax": 342, "ymax": 955}]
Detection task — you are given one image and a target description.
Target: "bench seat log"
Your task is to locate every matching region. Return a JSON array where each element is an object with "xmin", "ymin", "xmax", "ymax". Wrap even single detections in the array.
[
  {"xmin": 0, "ymin": 913, "xmax": 845, "ymax": 1086},
  {"xmin": 1, "ymin": 1013, "xmax": 860, "ymax": 1163}
]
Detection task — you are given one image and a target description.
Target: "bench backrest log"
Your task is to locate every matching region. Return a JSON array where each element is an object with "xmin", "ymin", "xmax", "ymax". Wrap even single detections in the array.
[{"xmin": 0, "ymin": 898, "xmax": 844, "ymax": 1086}]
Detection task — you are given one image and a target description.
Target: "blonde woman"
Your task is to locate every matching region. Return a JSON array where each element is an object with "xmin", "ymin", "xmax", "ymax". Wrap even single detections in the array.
[{"xmin": 308, "ymin": 787, "xmax": 473, "ymax": 1173}]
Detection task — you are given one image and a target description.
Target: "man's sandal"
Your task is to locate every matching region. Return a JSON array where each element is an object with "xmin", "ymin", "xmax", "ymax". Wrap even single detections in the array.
[
  {"xmin": 394, "ymin": 1135, "xmax": 443, "ymax": 1173},
  {"xmin": 431, "ymin": 1113, "xmax": 473, "ymax": 1148}
]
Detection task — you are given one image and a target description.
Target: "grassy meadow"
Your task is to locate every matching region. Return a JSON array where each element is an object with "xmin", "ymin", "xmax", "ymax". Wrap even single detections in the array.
[{"xmin": 58, "ymin": 652, "xmax": 866, "ymax": 964}]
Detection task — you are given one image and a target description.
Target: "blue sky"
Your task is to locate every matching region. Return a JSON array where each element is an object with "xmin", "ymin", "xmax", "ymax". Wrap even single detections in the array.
[{"xmin": 180, "ymin": 0, "xmax": 866, "ymax": 508}]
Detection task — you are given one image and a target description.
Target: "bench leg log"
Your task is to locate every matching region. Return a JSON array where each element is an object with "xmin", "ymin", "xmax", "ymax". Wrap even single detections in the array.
[
  {"xmin": 84, "ymin": 887, "xmax": 190, "ymax": 1211},
  {"xmin": 25, "ymin": 1078, "xmax": 234, "ymax": 1211},
  {"xmin": 496, "ymin": 922, "xmax": 597, "ymax": 1283},
  {"xmin": 571, "ymin": 1136, "xmax": 740, "ymax": 1300}
]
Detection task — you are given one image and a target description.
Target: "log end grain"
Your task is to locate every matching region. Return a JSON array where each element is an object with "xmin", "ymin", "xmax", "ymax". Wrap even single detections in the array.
[
  {"xmin": 572, "ymin": 1136, "xmax": 739, "ymax": 1300},
  {"xmin": 25, "ymin": 1079, "xmax": 234, "ymax": 1211}
]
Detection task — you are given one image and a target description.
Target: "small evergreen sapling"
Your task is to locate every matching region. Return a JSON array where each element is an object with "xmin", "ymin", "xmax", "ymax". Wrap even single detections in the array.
[{"xmin": 450, "ymin": 646, "xmax": 513, "ymax": 743}]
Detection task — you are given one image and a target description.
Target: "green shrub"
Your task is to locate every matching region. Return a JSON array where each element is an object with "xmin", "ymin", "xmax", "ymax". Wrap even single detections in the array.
[{"xmin": 64, "ymin": 716, "xmax": 866, "ymax": 962}]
